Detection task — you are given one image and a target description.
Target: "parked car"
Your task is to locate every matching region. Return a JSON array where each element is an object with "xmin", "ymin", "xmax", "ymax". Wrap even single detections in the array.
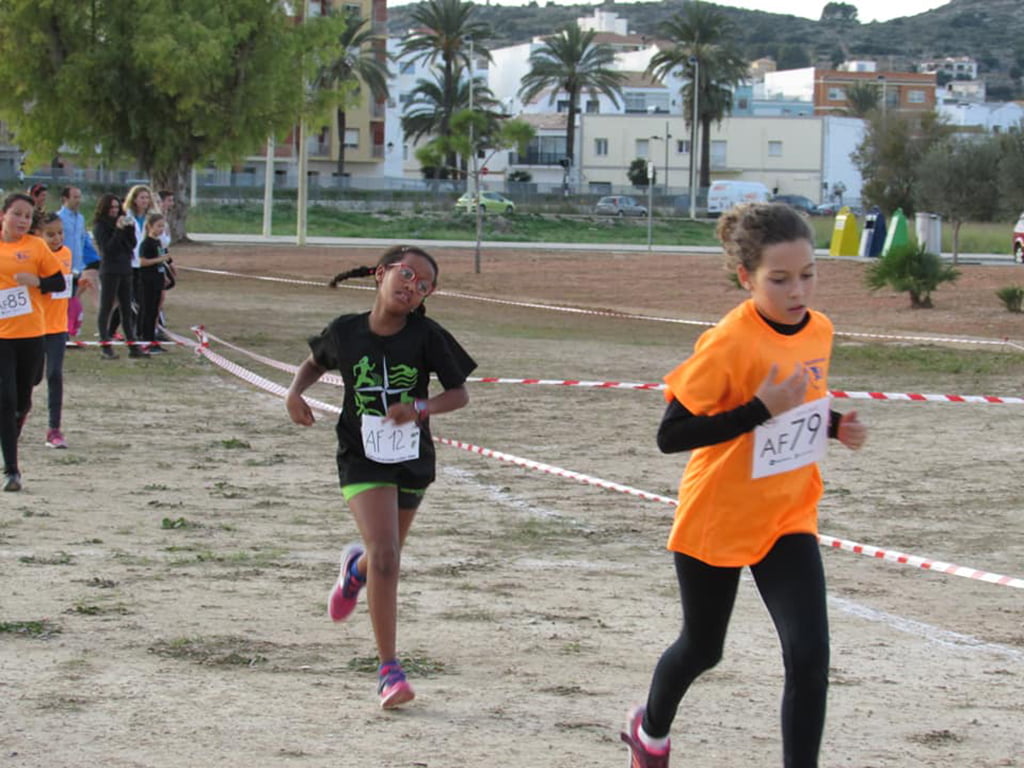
[
  {"xmin": 594, "ymin": 195, "xmax": 647, "ymax": 217},
  {"xmin": 454, "ymin": 191, "xmax": 516, "ymax": 214},
  {"xmin": 1014, "ymin": 212, "xmax": 1024, "ymax": 263},
  {"xmin": 771, "ymin": 194, "xmax": 819, "ymax": 216},
  {"xmin": 814, "ymin": 202, "xmax": 839, "ymax": 216}
]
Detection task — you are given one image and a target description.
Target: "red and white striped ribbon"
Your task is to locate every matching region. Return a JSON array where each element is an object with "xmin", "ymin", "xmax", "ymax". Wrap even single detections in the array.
[{"xmin": 197, "ymin": 329, "xmax": 1024, "ymax": 405}]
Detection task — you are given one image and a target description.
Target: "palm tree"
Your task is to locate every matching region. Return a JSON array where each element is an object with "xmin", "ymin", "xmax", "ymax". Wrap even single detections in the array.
[
  {"xmin": 402, "ymin": 66, "xmax": 499, "ymax": 177},
  {"xmin": 843, "ymin": 81, "xmax": 881, "ymax": 117},
  {"xmin": 312, "ymin": 7, "xmax": 391, "ymax": 177},
  {"xmin": 517, "ymin": 23, "xmax": 625, "ymax": 184},
  {"xmin": 647, "ymin": 2, "xmax": 748, "ymax": 189},
  {"xmin": 399, "ymin": 0, "xmax": 490, "ymax": 174}
]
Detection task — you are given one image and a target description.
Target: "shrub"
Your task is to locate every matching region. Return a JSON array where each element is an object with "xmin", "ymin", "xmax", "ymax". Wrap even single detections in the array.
[
  {"xmin": 864, "ymin": 242, "xmax": 960, "ymax": 308},
  {"xmin": 995, "ymin": 285, "xmax": 1024, "ymax": 313}
]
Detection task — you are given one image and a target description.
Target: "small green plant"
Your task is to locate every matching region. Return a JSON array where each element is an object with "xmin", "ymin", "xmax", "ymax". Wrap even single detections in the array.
[
  {"xmin": 995, "ymin": 285, "xmax": 1024, "ymax": 312},
  {"xmin": 864, "ymin": 242, "xmax": 960, "ymax": 308}
]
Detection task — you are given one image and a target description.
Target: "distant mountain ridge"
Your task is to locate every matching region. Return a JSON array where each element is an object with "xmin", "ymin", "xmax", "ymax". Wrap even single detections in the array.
[{"xmin": 388, "ymin": 0, "xmax": 1023, "ymax": 97}]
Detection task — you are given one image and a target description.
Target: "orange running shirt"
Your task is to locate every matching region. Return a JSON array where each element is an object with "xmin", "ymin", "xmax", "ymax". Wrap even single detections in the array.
[
  {"xmin": 662, "ymin": 299, "xmax": 834, "ymax": 567},
  {"xmin": 0, "ymin": 234, "xmax": 64, "ymax": 339},
  {"xmin": 42, "ymin": 245, "xmax": 72, "ymax": 335}
]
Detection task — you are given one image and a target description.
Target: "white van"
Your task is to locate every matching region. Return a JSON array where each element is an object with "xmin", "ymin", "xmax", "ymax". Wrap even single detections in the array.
[{"xmin": 705, "ymin": 180, "xmax": 771, "ymax": 217}]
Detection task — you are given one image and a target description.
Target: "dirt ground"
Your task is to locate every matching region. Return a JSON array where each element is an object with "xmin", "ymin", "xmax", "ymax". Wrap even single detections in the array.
[{"xmin": 1, "ymin": 242, "xmax": 1022, "ymax": 768}]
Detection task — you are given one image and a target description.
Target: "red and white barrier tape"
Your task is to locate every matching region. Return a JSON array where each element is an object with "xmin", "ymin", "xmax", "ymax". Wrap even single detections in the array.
[
  {"xmin": 182, "ymin": 326, "xmax": 1023, "ymax": 591},
  {"xmin": 197, "ymin": 328, "xmax": 1024, "ymax": 405},
  {"xmin": 179, "ymin": 265, "xmax": 1021, "ymax": 351}
]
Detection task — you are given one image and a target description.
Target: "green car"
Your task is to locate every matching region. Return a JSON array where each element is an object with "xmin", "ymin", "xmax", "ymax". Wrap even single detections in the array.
[{"xmin": 454, "ymin": 191, "xmax": 516, "ymax": 215}]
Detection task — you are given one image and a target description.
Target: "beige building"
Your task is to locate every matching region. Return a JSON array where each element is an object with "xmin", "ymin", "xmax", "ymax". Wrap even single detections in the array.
[{"xmin": 577, "ymin": 113, "xmax": 864, "ymax": 204}]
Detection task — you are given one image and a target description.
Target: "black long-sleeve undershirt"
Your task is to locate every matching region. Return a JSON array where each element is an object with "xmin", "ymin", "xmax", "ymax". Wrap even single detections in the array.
[
  {"xmin": 38, "ymin": 271, "xmax": 65, "ymax": 294},
  {"xmin": 658, "ymin": 309, "xmax": 841, "ymax": 454}
]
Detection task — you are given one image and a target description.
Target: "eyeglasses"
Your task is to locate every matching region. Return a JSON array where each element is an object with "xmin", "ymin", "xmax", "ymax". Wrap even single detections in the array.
[{"xmin": 386, "ymin": 262, "xmax": 434, "ymax": 296}]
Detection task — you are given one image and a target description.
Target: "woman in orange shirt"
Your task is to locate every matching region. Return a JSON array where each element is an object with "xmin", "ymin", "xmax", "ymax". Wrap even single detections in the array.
[
  {"xmin": 0, "ymin": 194, "xmax": 65, "ymax": 491},
  {"xmin": 621, "ymin": 203, "xmax": 867, "ymax": 768}
]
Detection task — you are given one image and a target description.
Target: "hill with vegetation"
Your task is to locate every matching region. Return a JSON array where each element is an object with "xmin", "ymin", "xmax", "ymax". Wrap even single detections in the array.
[{"xmin": 389, "ymin": 0, "xmax": 1024, "ymax": 99}]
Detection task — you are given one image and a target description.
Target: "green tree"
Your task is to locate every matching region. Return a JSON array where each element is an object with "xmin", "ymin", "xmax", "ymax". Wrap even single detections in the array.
[
  {"xmin": 865, "ymin": 242, "xmax": 960, "ymax": 309},
  {"xmin": 820, "ymin": 2, "xmax": 858, "ymax": 22},
  {"xmin": 416, "ymin": 110, "xmax": 534, "ymax": 272},
  {"xmin": 996, "ymin": 128, "xmax": 1024, "ymax": 216},
  {"xmin": 915, "ymin": 137, "xmax": 1001, "ymax": 264},
  {"xmin": 627, "ymin": 158, "xmax": 652, "ymax": 188},
  {"xmin": 843, "ymin": 81, "xmax": 880, "ymax": 117},
  {"xmin": 647, "ymin": 2, "xmax": 748, "ymax": 189},
  {"xmin": 517, "ymin": 23, "xmax": 625, "ymax": 190},
  {"xmin": 0, "ymin": 0, "xmax": 343, "ymax": 241},
  {"xmin": 852, "ymin": 111, "xmax": 952, "ymax": 218},
  {"xmin": 400, "ymin": 0, "xmax": 490, "ymax": 177},
  {"xmin": 312, "ymin": 7, "xmax": 392, "ymax": 178}
]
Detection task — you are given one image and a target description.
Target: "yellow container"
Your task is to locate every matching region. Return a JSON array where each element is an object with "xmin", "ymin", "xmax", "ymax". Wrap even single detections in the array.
[{"xmin": 828, "ymin": 206, "xmax": 861, "ymax": 257}]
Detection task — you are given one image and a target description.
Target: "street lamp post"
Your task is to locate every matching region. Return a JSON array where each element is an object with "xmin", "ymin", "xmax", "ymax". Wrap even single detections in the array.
[
  {"xmin": 663, "ymin": 121, "xmax": 671, "ymax": 195},
  {"xmin": 689, "ymin": 56, "xmax": 699, "ymax": 220}
]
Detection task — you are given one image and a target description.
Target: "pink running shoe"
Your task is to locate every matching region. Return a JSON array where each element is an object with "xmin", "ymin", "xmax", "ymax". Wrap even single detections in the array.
[
  {"xmin": 327, "ymin": 543, "xmax": 365, "ymax": 622},
  {"xmin": 621, "ymin": 706, "xmax": 670, "ymax": 768},
  {"xmin": 378, "ymin": 660, "xmax": 415, "ymax": 710},
  {"xmin": 45, "ymin": 429, "xmax": 68, "ymax": 449}
]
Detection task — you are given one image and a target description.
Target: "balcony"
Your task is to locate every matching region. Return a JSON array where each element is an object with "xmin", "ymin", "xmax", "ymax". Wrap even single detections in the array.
[{"xmin": 510, "ymin": 151, "xmax": 567, "ymax": 166}]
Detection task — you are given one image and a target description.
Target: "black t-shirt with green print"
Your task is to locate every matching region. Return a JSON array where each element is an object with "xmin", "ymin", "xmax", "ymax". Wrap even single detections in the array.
[{"xmin": 308, "ymin": 311, "xmax": 476, "ymax": 488}]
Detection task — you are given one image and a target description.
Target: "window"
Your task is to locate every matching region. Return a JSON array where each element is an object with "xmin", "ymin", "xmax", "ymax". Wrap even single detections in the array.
[
  {"xmin": 768, "ymin": 140, "xmax": 783, "ymax": 157},
  {"xmin": 594, "ymin": 138, "xmax": 608, "ymax": 156},
  {"xmin": 736, "ymin": 97, "xmax": 749, "ymax": 110},
  {"xmin": 585, "ymin": 99, "xmax": 600, "ymax": 114},
  {"xmin": 624, "ymin": 93, "xmax": 646, "ymax": 113},
  {"xmin": 908, "ymin": 89, "xmax": 926, "ymax": 104},
  {"xmin": 827, "ymin": 87, "xmax": 845, "ymax": 101},
  {"xmin": 556, "ymin": 99, "xmax": 570, "ymax": 113},
  {"xmin": 344, "ymin": 128, "xmax": 360, "ymax": 149},
  {"xmin": 676, "ymin": 139, "xmax": 691, "ymax": 155},
  {"xmin": 636, "ymin": 138, "xmax": 651, "ymax": 158},
  {"xmin": 710, "ymin": 140, "xmax": 727, "ymax": 170}
]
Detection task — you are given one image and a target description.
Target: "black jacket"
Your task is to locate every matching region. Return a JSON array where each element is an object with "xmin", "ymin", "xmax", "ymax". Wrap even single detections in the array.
[{"xmin": 93, "ymin": 217, "xmax": 136, "ymax": 276}]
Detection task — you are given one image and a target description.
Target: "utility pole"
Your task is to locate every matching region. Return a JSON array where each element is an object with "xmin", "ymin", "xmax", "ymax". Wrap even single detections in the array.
[{"xmin": 688, "ymin": 56, "xmax": 700, "ymax": 220}]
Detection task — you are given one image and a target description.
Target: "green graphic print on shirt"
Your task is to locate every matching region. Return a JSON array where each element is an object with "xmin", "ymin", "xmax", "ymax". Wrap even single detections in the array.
[{"xmin": 352, "ymin": 355, "xmax": 419, "ymax": 416}]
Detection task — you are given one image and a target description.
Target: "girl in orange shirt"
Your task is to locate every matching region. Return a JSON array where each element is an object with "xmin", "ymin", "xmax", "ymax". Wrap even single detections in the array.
[
  {"xmin": 35, "ymin": 213, "xmax": 78, "ymax": 449},
  {"xmin": 622, "ymin": 203, "xmax": 867, "ymax": 768},
  {"xmin": 0, "ymin": 194, "xmax": 66, "ymax": 491}
]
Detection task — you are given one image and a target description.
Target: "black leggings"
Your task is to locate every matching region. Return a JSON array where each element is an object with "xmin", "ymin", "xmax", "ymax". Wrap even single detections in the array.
[
  {"xmin": 98, "ymin": 272, "xmax": 137, "ymax": 343},
  {"xmin": 0, "ymin": 336, "xmax": 45, "ymax": 475},
  {"xmin": 643, "ymin": 533, "xmax": 829, "ymax": 768},
  {"xmin": 43, "ymin": 332, "xmax": 67, "ymax": 429}
]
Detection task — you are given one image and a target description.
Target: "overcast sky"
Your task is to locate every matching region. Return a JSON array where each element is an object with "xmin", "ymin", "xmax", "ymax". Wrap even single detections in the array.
[{"xmin": 387, "ymin": 1, "xmax": 952, "ymax": 25}]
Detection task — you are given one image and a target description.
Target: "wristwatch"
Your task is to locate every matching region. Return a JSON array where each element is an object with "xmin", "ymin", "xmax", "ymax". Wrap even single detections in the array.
[{"xmin": 413, "ymin": 398, "xmax": 429, "ymax": 424}]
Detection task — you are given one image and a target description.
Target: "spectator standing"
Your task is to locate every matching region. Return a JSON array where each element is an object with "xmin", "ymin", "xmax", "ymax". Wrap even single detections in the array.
[
  {"xmin": 92, "ymin": 194, "xmax": 148, "ymax": 360},
  {"xmin": 57, "ymin": 186, "xmax": 100, "ymax": 340},
  {"xmin": 28, "ymin": 183, "xmax": 48, "ymax": 214},
  {"xmin": 136, "ymin": 213, "xmax": 171, "ymax": 354}
]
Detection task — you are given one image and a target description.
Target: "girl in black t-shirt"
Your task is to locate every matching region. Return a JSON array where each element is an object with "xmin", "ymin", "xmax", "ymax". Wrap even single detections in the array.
[{"xmin": 286, "ymin": 245, "xmax": 475, "ymax": 710}]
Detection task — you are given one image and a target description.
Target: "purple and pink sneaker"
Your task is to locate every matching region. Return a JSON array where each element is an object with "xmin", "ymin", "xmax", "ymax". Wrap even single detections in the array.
[
  {"xmin": 378, "ymin": 659, "xmax": 415, "ymax": 709},
  {"xmin": 327, "ymin": 543, "xmax": 365, "ymax": 622}
]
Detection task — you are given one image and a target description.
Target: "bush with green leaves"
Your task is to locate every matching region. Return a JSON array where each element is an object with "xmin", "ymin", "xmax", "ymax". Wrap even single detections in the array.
[
  {"xmin": 995, "ymin": 285, "xmax": 1024, "ymax": 313},
  {"xmin": 864, "ymin": 242, "xmax": 960, "ymax": 309}
]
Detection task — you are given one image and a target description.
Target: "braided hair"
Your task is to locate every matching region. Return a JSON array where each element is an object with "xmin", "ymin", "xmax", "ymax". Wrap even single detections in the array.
[{"xmin": 328, "ymin": 245, "xmax": 439, "ymax": 316}]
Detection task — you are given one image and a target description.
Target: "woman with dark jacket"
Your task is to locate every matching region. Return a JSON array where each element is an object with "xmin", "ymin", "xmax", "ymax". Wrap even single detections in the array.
[{"xmin": 92, "ymin": 194, "xmax": 147, "ymax": 359}]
